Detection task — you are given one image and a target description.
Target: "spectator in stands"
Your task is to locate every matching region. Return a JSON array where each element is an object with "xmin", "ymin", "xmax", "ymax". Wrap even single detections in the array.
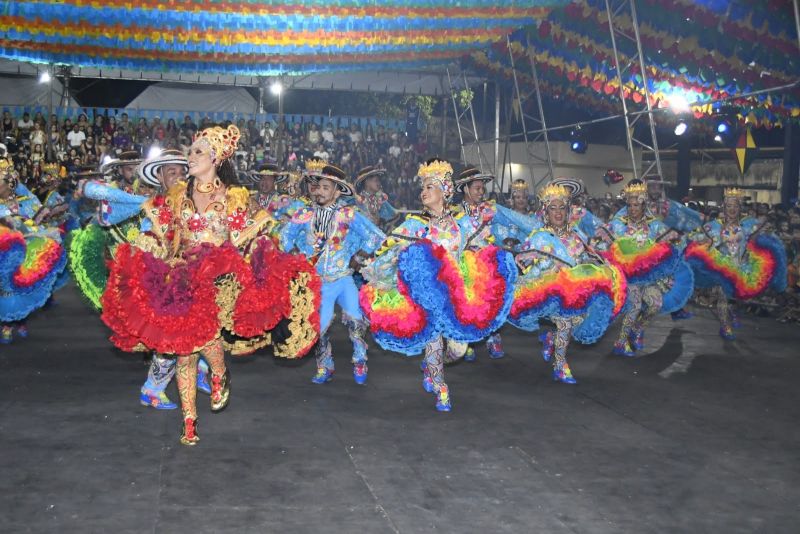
[
  {"xmin": 181, "ymin": 115, "xmax": 198, "ymax": 138},
  {"xmin": 67, "ymin": 123, "xmax": 86, "ymax": 149},
  {"xmin": 322, "ymin": 123, "xmax": 335, "ymax": 147},
  {"xmin": 151, "ymin": 117, "xmax": 166, "ymax": 144},
  {"xmin": 348, "ymin": 123, "xmax": 363, "ymax": 145},
  {"xmin": 313, "ymin": 143, "xmax": 330, "ymax": 162},
  {"xmin": 17, "ymin": 112, "xmax": 34, "ymax": 135},
  {"xmin": 2, "ymin": 110, "xmax": 13, "ymax": 136},
  {"xmin": 113, "ymin": 126, "xmax": 131, "ymax": 153},
  {"xmin": 165, "ymin": 118, "xmax": 179, "ymax": 141},
  {"xmin": 92, "ymin": 116, "xmax": 105, "ymax": 139},
  {"xmin": 48, "ymin": 123, "xmax": 63, "ymax": 154},
  {"xmin": 134, "ymin": 118, "xmax": 150, "ymax": 150},
  {"xmin": 289, "ymin": 122, "xmax": 303, "ymax": 146},
  {"xmin": 29, "ymin": 122, "xmax": 46, "ymax": 148},
  {"xmin": 388, "ymin": 139, "xmax": 401, "ymax": 159},
  {"xmin": 307, "ymin": 122, "xmax": 321, "ymax": 146},
  {"xmin": 119, "ymin": 113, "xmax": 131, "ymax": 135},
  {"xmin": 247, "ymin": 119, "xmax": 260, "ymax": 145}
]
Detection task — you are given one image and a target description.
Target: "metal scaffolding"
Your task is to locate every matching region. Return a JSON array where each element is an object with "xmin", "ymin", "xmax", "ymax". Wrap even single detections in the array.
[
  {"xmin": 445, "ymin": 68, "xmax": 494, "ymax": 178},
  {"xmin": 505, "ymin": 34, "xmax": 556, "ymax": 191},
  {"xmin": 604, "ymin": 0, "xmax": 663, "ymax": 181}
]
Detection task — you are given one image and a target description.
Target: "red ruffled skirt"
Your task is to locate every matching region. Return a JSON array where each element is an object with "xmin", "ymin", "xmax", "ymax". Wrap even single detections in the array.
[{"xmin": 101, "ymin": 239, "xmax": 320, "ymax": 356}]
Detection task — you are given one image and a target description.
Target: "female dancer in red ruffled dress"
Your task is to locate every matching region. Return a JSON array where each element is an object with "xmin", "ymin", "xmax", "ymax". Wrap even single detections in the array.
[{"xmin": 102, "ymin": 125, "xmax": 319, "ymax": 445}]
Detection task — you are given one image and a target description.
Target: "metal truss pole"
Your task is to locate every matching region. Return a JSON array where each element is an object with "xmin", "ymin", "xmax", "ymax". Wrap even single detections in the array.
[
  {"xmin": 506, "ymin": 34, "xmax": 556, "ymax": 190},
  {"xmin": 604, "ymin": 0, "xmax": 663, "ymax": 181},
  {"xmin": 445, "ymin": 68, "xmax": 493, "ymax": 178}
]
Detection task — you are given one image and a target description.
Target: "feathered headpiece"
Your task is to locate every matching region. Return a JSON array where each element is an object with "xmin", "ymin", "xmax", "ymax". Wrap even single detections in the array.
[
  {"xmin": 622, "ymin": 181, "xmax": 648, "ymax": 201},
  {"xmin": 193, "ymin": 125, "xmax": 240, "ymax": 162},
  {"xmin": 418, "ymin": 158, "xmax": 454, "ymax": 201},
  {"xmin": 538, "ymin": 183, "xmax": 570, "ymax": 206}
]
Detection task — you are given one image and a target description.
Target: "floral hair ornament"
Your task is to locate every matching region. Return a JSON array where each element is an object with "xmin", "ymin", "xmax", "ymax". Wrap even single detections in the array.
[
  {"xmin": 418, "ymin": 157, "xmax": 454, "ymax": 201},
  {"xmin": 537, "ymin": 183, "xmax": 571, "ymax": 207},
  {"xmin": 723, "ymin": 187, "xmax": 746, "ymax": 203},
  {"xmin": 622, "ymin": 181, "xmax": 648, "ymax": 202},
  {"xmin": 193, "ymin": 125, "xmax": 240, "ymax": 162}
]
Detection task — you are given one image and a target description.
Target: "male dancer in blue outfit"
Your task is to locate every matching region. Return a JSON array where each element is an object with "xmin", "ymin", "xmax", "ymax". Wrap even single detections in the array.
[{"xmin": 281, "ymin": 161, "xmax": 385, "ymax": 385}]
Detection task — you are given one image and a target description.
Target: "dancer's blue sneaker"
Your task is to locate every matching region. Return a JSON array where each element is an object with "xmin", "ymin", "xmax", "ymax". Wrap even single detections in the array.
[
  {"xmin": 539, "ymin": 331, "xmax": 553, "ymax": 362},
  {"xmin": 631, "ymin": 330, "xmax": 645, "ymax": 351},
  {"xmin": 552, "ymin": 363, "xmax": 577, "ymax": 385},
  {"xmin": 422, "ymin": 376, "xmax": 435, "ymax": 394},
  {"xmin": 719, "ymin": 326, "xmax": 736, "ymax": 341},
  {"xmin": 140, "ymin": 390, "xmax": 178, "ymax": 410},
  {"xmin": 613, "ymin": 340, "xmax": 636, "ymax": 357},
  {"xmin": 353, "ymin": 363, "xmax": 368, "ymax": 385},
  {"xmin": 435, "ymin": 386, "xmax": 451, "ymax": 412},
  {"xmin": 463, "ymin": 347, "xmax": 476, "ymax": 362},
  {"xmin": 487, "ymin": 337, "xmax": 505, "ymax": 359},
  {"xmin": 311, "ymin": 367, "xmax": 334, "ymax": 384}
]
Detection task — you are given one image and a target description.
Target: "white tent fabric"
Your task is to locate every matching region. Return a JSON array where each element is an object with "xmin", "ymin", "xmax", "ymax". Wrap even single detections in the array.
[
  {"xmin": 0, "ymin": 59, "xmax": 476, "ymax": 96},
  {"xmin": 0, "ymin": 75, "xmax": 77, "ymax": 108},
  {"xmin": 125, "ymin": 82, "xmax": 257, "ymax": 113}
]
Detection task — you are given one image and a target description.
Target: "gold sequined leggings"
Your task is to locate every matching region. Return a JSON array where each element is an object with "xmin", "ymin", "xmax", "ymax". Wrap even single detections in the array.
[{"xmin": 175, "ymin": 338, "xmax": 226, "ymax": 419}]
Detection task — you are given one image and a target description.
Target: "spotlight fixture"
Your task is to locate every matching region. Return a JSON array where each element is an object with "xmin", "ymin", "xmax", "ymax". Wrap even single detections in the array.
[
  {"xmin": 270, "ymin": 81, "xmax": 283, "ymax": 96},
  {"xmin": 569, "ymin": 126, "xmax": 587, "ymax": 154},
  {"xmin": 674, "ymin": 119, "xmax": 689, "ymax": 136},
  {"xmin": 38, "ymin": 71, "xmax": 51, "ymax": 84},
  {"xmin": 147, "ymin": 145, "xmax": 163, "ymax": 159}
]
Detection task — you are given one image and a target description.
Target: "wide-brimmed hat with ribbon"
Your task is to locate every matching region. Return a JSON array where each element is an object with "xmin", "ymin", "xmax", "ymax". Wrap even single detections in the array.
[
  {"xmin": 250, "ymin": 163, "xmax": 288, "ymax": 185},
  {"xmin": 138, "ymin": 149, "xmax": 188, "ymax": 188},
  {"xmin": 304, "ymin": 159, "xmax": 354, "ymax": 196},
  {"xmin": 354, "ymin": 165, "xmax": 386, "ymax": 191},
  {"xmin": 454, "ymin": 166, "xmax": 493, "ymax": 193}
]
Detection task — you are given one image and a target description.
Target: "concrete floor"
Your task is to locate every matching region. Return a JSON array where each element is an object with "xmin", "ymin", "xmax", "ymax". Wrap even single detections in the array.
[{"xmin": 1, "ymin": 283, "xmax": 799, "ymax": 533}]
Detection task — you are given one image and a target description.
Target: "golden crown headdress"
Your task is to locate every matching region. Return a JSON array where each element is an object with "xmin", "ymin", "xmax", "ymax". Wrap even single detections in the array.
[
  {"xmin": 417, "ymin": 159, "xmax": 453, "ymax": 180},
  {"xmin": 724, "ymin": 187, "xmax": 746, "ymax": 200},
  {"xmin": 538, "ymin": 183, "xmax": 570, "ymax": 205},
  {"xmin": 193, "ymin": 125, "xmax": 240, "ymax": 162},
  {"xmin": 0, "ymin": 158, "xmax": 12, "ymax": 173},
  {"xmin": 41, "ymin": 162, "xmax": 60, "ymax": 175},
  {"xmin": 511, "ymin": 179, "xmax": 529, "ymax": 192},
  {"xmin": 622, "ymin": 182, "xmax": 648, "ymax": 199},
  {"xmin": 305, "ymin": 158, "xmax": 327, "ymax": 173}
]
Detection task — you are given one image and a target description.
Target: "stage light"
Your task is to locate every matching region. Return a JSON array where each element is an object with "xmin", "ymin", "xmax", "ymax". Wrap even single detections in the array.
[
  {"xmin": 674, "ymin": 120, "xmax": 688, "ymax": 136},
  {"xmin": 716, "ymin": 121, "xmax": 729, "ymax": 134},
  {"xmin": 668, "ymin": 94, "xmax": 690, "ymax": 113},
  {"xmin": 147, "ymin": 146, "xmax": 163, "ymax": 159},
  {"xmin": 569, "ymin": 126, "xmax": 587, "ymax": 154},
  {"xmin": 713, "ymin": 134, "xmax": 723, "ymax": 143},
  {"xmin": 38, "ymin": 71, "xmax": 51, "ymax": 84},
  {"xmin": 270, "ymin": 82, "xmax": 283, "ymax": 96}
]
